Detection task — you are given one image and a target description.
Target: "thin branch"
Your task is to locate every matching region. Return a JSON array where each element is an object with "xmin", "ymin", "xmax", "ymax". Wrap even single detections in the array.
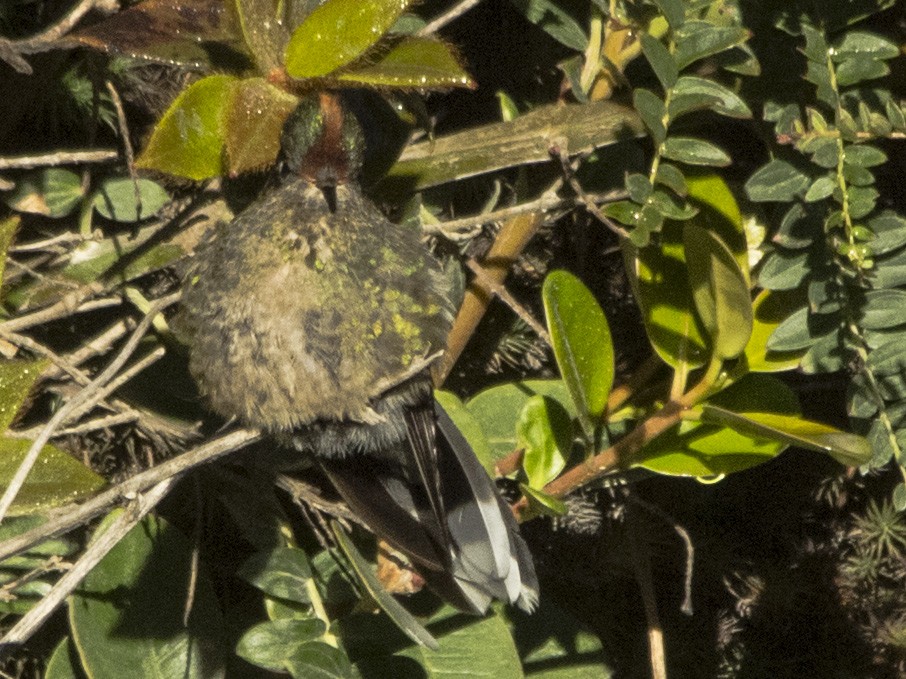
[
  {"xmin": 0, "ymin": 428, "xmax": 263, "ymax": 563},
  {"xmin": 629, "ymin": 507, "xmax": 667, "ymax": 679},
  {"xmin": 0, "ymin": 150, "xmax": 119, "ymax": 170},
  {"xmin": 0, "ymin": 478, "xmax": 176, "ymax": 649},
  {"xmin": 552, "ymin": 146, "xmax": 630, "ymax": 240},
  {"xmin": 0, "ymin": 291, "xmax": 120, "ymax": 333},
  {"xmin": 417, "ymin": 0, "xmax": 485, "ymax": 35},
  {"xmin": 0, "ymin": 295, "xmax": 177, "ymax": 523}
]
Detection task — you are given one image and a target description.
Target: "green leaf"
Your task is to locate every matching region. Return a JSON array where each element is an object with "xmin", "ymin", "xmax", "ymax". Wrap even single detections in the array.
[
  {"xmin": 627, "ymin": 222, "xmax": 709, "ymax": 369},
  {"xmin": 685, "ymin": 173, "xmax": 748, "ymax": 279},
  {"xmin": 92, "ymin": 177, "xmax": 170, "ymax": 222},
  {"xmin": 284, "ymin": 0, "xmax": 411, "ymax": 78},
  {"xmin": 236, "ymin": 619, "xmax": 332, "ymax": 671},
  {"xmin": 860, "ymin": 289, "xmax": 906, "ymax": 329},
  {"xmin": 744, "ymin": 289, "xmax": 809, "ymax": 372},
  {"xmin": 662, "ymin": 137, "xmax": 731, "ymax": 166},
  {"xmin": 765, "ymin": 306, "xmax": 813, "ymax": 352},
  {"xmin": 542, "ymin": 270, "xmax": 614, "ymax": 439},
  {"xmin": 45, "ymin": 638, "xmax": 79, "ymax": 679},
  {"xmin": 869, "ymin": 211, "xmax": 906, "ymax": 254},
  {"xmin": 517, "ymin": 395, "xmax": 571, "ymax": 489},
  {"xmin": 701, "ymin": 406, "xmax": 872, "ymax": 467},
  {"xmin": 337, "ymin": 36, "xmax": 475, "ymax": 89},
  {"xmin": 70, "ymin": 513, "xmax": 226, "ymax": 678},
  {"xmin": 283, "ymin": 642, "xmax": 355, "ymax": 679},
  {"xmin": 235, "ymin": 0, "xmax": 290, "ymax": 72},
  {"xmin": 435, "ymin": 390, "xmax": 495, "ymax": 473},
  {"xmin": 0, "ymin": 438, "xmax": 105, "ymax": 515},
  {"xmin": 332, "ymin": 522, "xmax": 438, "ymax": 650},
  {"xmin": 237, "ymin": 546, "xmax": 313, "ymax": 604},
  {"xmin": 641, "ymin": 33, "xmax": 678, "ymax": 90},
  {"xmin": 674, "ymin": 22, "xmax": 750, "ymax": 70},
  {"xmin": 836, "ymin": 56, "xmax": 889, "ymax": 87},
  {"xmin": 635, "ymin": 374, "xmax": 798, "ymax": 477},
  {"xmin": 136, "ymin": 74, "xmax": 238, "ymax": 180},
  {"xmin": 683, "ymin": 224, "xmax": 753, "ymax": 359},
  {"xmin": 867, "ymin": 338, "xmax": 906, "ymax": 377},
  {"xmin": 633, "ymin": 88, "xmax": 667, "ymax": 145},
  {"xmin": 844, "ymin": 144, "xmax": 887, "ymax": 168},
  {"xmin": 756, "ymin": 249, "xmax": 810, "ymax": 290},
  {"xmin": 654, "ymin": 163, "xmax": 687, "ymax": 196},
  {"xmin": 0, "ymin": 216, "xmax": 18, "ymax": 286},
  {"xmin": 800, "ymin": 327, "xmax": 846, "ymax": 374},
  {"xmin": 668, "ymin": 76, "xmax": 752, "ymax": 120},
  {"xmin": 224, "ymin": 77, "xmax": 299, "ymax": 175},
  {"xmin": 653, "ymin": 0, "xmax": 685, "ymax": 29},
  {"xmin": 4, "ymin": 168, "xmax": 84, "ymax": 217},
  {"xmin": 0, "ymin": 359, "xmax": 47, "ymax": 432},
  {"xmin": 626, "ymin": 173, "xmax": 653, "ymax": 202},
  {"xmin": 464, "ymin": 380, "xmax": 576, "ymax": 463},
  {"xmin": 507, "ymin": 0, "xmax": 588, "ymax": 51},
  {"xmin": 832, "ymin": 31, "xmax": 899, "ymax": 61},
  {"xmin": 745, "ymin": 159, "xmax": 810, "ymax": 202},
  {"xmin": 804, "ymin": 175, "xmax": 835, "ymax": 202},
  {"xmin": 520, "ymin": 483, "xmax": 568, "ymax": 516}
]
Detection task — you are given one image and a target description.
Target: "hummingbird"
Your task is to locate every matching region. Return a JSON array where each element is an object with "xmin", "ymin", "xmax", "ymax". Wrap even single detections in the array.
[{"xmin": 177, "ymin": 93, "xmax": 538, "ymax": 613}]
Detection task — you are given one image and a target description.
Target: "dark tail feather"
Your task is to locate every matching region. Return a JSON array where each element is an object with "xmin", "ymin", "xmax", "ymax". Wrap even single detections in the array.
[{"xmin": 319, "ymin": 399, "xmax": 538, "ymax": 614}]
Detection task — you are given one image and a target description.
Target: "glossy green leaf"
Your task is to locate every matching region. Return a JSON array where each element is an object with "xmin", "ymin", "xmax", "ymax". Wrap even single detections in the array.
[
  {"xmin": 683, "ymin": 224, "xmax": 753, "ymax": 359},
  {"xmin": 745, "ymin": 159, "xmax": 809, "ymax": 202},
  {"xmin": 669, "ymin": 76, "xmax": 752, "ymax": 120},
  {"xmin": 701, "ymin": 406, "xmax": 872, "ymax": 467},
  {"xmin": 627, "ymin": 221, "xmax": 709, "ymax": 369},
  {"xmin": 238, "ymin": 546, "xmax": 313, "ymax": 604},
  {"xmin": 634, "ymin": 88, "xmax": 667, "ymax": 145},
  {"xmin": 224, "ymin": 77, "xmax": 299, "ymax": 176},
  {"xmin": 836, "ymin": 56, "xmax": 889, "ymax": 87},
  {"xmin": 685, "ymin": 173, "xmax": 748, "ymax": 279},
  {"xmin": 4, "ymin": 169, "xmax": 84, "ymax": 218},
  {"xmin": 92, "ymin": 177, "xmax": 170, "ymax": 222},
  {"xmin": 832, "ymin": 31, "xmax": 899, "ymax": 60},
  {"xmin": 517, "ymin": 395, "xmax": 571, "ymax": 489},
  {"xmin": 804, "ymin": 175, "xmax": 835, "ymax": 202},
  {"xmin": 332, "ymin": 522, "xmax": 438, "ymax": 650},
  {"xmin": 464, "ymin": 380, "xmax": 575, "ymax": 463},
  {"xmin": 674, "ymin": 22, "xmax": 750, "ymax": 69},
  {"xmin": 542, "ymin": 270, "xmax": 614, "ymax": 439},
  {"xmin": 745, "ymin": 290, "xmax": 809, "ymax": 371},
  {"xmin": 662, "ymin": 137, "xmax": 731, "ymax": 166},
  {"xmin": 844, "ymin": 144, "xmax": 887, "ymax": 168},
  {"xmin": 435, "ymin": 390, "xmax": 495, "ymax": 473},
  {"xmin": 0, "ymin": 359, "xmax": 47, "ymax": 432},
  {"xmin": 70, "ymin": 513, "xmax": 226, "ymax": 678},
  {"xmin": 635, "ymin": 374, "xmax": 797, "ymax": 477},
  {"xmin": 383, "ymin": 100, "xmax": 644, "ymax": 192},
  {"xmin": 337, "ymin": 36, "xmax": 475, "ymax": 89},
  {"xmin": 860, "ymin": 289, "xmax": 906, "ymax": 329},
  {"xmin": 136, "ymin": 74, "xmax": 238, "ymax": 180},
  {"xmin": 236, "ymin": 619, "xmax": 352, "ymax": 677},
  {"xmin": 653, "ymin": 0, "xmax": 685, "ymax": 29},
  {"xmin": 641, "ymin": 33, "xmax": 678, "ymax": 90},
  {"xmin": 284, "ymin": 0, "xmax": 411, "ymax": 78}
]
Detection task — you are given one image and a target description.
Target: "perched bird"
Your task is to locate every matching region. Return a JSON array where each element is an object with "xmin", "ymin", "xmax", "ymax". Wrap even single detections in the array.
[{"xmin": 177, "ymin": 93, "xmax": 538, "ymax": 613}]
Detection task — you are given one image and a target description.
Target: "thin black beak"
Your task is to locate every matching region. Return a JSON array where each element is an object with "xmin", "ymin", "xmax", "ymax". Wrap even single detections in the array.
[{"xmin": 319, "ymin": 184, "xmax": 338, "ymax": 213}]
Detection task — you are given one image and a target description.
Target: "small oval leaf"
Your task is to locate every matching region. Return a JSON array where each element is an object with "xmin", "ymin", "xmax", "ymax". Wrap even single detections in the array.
[{"xmin": 337, "ymin": 37, "xmax": 475, "ymax": 89}]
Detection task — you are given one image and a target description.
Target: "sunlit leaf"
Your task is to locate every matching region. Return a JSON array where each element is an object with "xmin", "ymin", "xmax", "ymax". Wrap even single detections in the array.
[
  {"xmin": 662, "ymin": 137, "xmax": 731, "ymax": 166},
  {"xmin": 542, "ymin": 270, "xmax": 614, "ymax": 439},
  {"xmin": 669, "ymin": 76, "xmax": 752, "ymax": 120},
  {"xmin": 235, "ymin": 0, "xmax": 291, "ymax": 72},
  {"xmin": 285, "ymin": 0, "xmax": 411, "ymax": 78},
  {"xmin": 0, "ymin": 359, "xmax": 48, "ymax": 432},
  {"xmin": 92, "ymin": 177, "xmax": 170, "ymax": 222},
  {"xmin": 517, "ymin": 395, "xmax": 571, "ymax": 489},
  {"xmin": 673, "ymin": 22, "xmax": 750, "ymax": 70},
  {"xmin": 745, "ymin": 159, "xmax": 809, "ymax": 202},
  {"xmin": 224, "ymin": 77, "xmax": 299, "ymax": 175},
  {"xmin": 136, "ymin": 74, "xmax": 239, "ymax": 180},
  {"xmin": 744, "ymin": 289, "xmax": 809, "ymax": 371},
  {"xmin": 337, "ymin": 37, "xmax": 475, "ymax": 89},
  {"xmin": 435, "ymin": 390, "xmax": 495, "ymax": 473},
  {"xmin": 520, "ymin": 483, "xmax": 568, "ymax": 516}
]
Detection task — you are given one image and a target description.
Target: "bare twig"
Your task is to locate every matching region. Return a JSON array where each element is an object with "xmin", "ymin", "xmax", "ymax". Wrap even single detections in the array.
[
  {"xmin": 0, "ymin": 428, "xmax": 263, "ymax": 563},
  {"xmin": 465, "ymin": 258, "xmax": 552, "ymax": 346},
  {"xmin": 0, "ymin": 295, "xmax": 177, "ymax": 523},
  {"xmin": 0, "ymin": 478, "xmax": 176, "ymax": 648},
  {"xmin": 0, "ymin": 150, "xmax": 119, "ymax": 171},
  {"xmin": 417, "ymin": 0, "xmax": 485, "ymax": 35},
  {"xmin": 552, "ymin": 146, "xmax": 630, "ymax": 240},
  {"xmin": 0, "ymin": 291, "xmax": 120, "ymax": 333},
  {"xmin": 9, "ymin": 232, "xmax": 85, "ymax": 253},
  {"xmin": 629, "ymin": 508, "xmax": 667, "ymax": 679}
]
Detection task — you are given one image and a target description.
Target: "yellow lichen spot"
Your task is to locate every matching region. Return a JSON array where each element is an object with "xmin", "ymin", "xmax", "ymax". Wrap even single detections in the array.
[{"xmin": 372, "ymin": 320, "xmax": 383, "ymax": 337}]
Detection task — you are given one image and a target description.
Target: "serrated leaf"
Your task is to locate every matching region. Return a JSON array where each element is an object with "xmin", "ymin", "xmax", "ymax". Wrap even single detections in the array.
[
  {"xmin": 136, "ymin": 74, "xmax": 238, "ymax": 180},
  {"xmin": 641, "ymin": 33, "xmax": 678, "ymax": 90},
  {"xmin": 683, "ymin": 224, "xmax": 753, "ymax": 359},
  {"xmin": 70, "ymin": 513, "xmax": 225, "ymax": 678},
  {"xmin": 701, "ymin": 406, "xmax": 872, "ymax": 467},
  {"xmin": 224, "ymin": 77, "xmax": 299, "ymax": 176},
  {"xmin": 668, "ymin": 75, "xmax": 752, "ymax": 120},
  {"xmin": 284, "ymin": 0, "xmax": 411, "ymax": 78},
  {"xmin": 4, "ymin": 169, "xmax": 84, "ymax": 218},
  {"xmin": 745, "ymin": 159, "xmax": 809, "ymax": 202},
  {"xmin": 517, "ymin": 395, "xmax": 571, "ymax": 489},
  {"xmin": 542, "ymin": 270, "xmax": 614, "ymax": 439},
  {"xmin": 92, "ymin": 177, "xmax": 170, "ymax": 222},
  {"xmin": 337, "ymin": 37, "xmax": 475, "ymax": 89},
  {"xmin": 0, "ymin": 359, "xmax": 48, "ymax": 432},
  {"xmin": 662, "ymin": 137, "xmax": 731, "ymax": 166}
]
